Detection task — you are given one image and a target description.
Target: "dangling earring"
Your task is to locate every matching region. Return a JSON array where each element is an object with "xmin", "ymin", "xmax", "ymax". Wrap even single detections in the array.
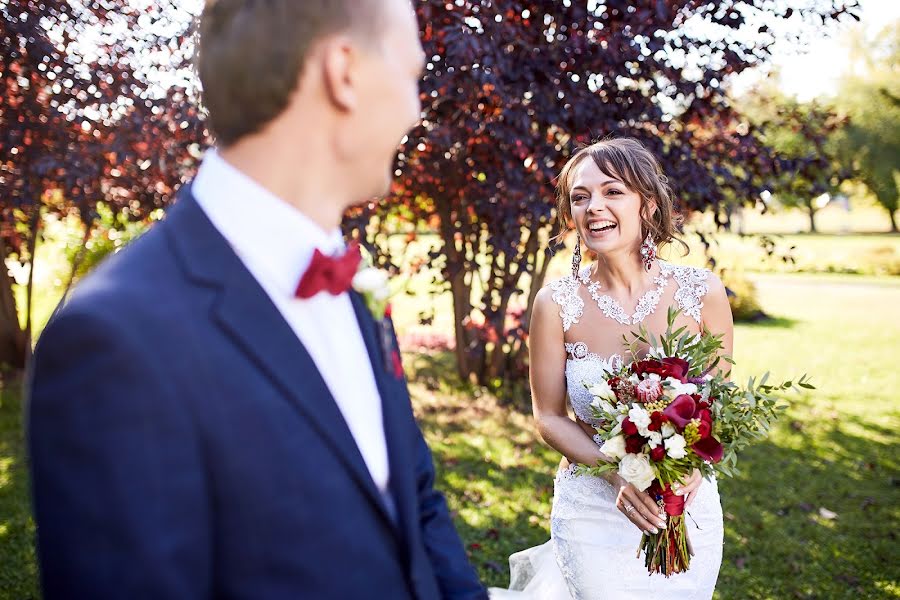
[
  {"xmin": 571, "ymin": 234, "xmax": 582, "ymax": 277},
  {"xmin": 640, "ymin": 233, "xmax": 657, "ymax": 272}
]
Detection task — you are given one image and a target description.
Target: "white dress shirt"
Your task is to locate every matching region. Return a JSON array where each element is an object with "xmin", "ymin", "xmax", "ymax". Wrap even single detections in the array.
[{"xmin": 192, "ymin": 150, "xmax": 390, "ymax": 495}]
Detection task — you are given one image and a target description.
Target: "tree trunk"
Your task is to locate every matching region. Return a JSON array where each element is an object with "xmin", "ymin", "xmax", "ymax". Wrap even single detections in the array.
[
  {"xmin": 437, "ymin": 198, "xmax": 473, "ymax": 381},
  {"xmin": 23, "ymin": 212, "xmax": 42, "ymax": 367},
  {"xmin": 807, "ymin": 203, "xmax": 818, "ymax": 234},
  {"xmin": 0, "ymin": 239, "xmax": 26, "ymax": 371},
  {"xmin": 890, "ymin": 209, "xmax": 898, "ymax": 233}
]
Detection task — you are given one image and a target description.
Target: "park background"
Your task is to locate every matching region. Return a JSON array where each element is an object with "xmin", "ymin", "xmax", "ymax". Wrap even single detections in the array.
[{"xmin": 1, "ymin": 0, "xmax": 898, "ymax": 598}]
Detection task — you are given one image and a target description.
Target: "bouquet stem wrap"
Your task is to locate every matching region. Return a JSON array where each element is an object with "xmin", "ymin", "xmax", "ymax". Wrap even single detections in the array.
[{"xmin": 638, "ymin": 481, "xmax": 691, "ymax": 577}]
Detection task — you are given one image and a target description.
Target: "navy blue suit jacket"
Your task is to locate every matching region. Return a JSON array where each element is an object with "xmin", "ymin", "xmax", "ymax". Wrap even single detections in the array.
[{"xmin": 28, "ymin": 189, "xmax": 487, "ymax": 599}]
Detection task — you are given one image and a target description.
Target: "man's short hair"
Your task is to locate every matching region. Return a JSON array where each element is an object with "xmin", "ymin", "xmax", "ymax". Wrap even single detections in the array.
[{"xmin": 197, "ymin": 0, "xmax": 382, "ymax": 146}]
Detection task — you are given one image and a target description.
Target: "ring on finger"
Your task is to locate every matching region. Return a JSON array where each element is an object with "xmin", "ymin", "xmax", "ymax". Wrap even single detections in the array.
[{"xmin": 624, "ymin": 504, "xmax": 635, "ymax": 514}]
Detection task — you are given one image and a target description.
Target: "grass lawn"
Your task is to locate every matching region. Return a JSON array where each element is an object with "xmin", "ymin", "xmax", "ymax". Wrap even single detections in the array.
[
  {"xmin": 0, "ymin": 383, "xmax": 39, "ymax": 599},
  {"xmin": 1, "ymin": 274, "xmax": 897, "ymax": 598}
]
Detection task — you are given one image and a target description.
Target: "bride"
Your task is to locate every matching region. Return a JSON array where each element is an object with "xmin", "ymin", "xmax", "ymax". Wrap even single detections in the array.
[{"xmin": 492, "ymin": 138, "xmax": 732, "ymax": 599}]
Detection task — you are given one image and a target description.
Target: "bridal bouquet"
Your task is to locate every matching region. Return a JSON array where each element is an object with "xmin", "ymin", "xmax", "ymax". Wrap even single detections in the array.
[{"xmin": 576, "ymin": 308, "xmax": 812, "ymax": 577}]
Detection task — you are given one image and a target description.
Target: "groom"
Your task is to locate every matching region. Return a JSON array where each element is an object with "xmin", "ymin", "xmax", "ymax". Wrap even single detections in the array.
[{"xmin": 28, "ymin": 0, "xmax": 486, "ymax": 598}]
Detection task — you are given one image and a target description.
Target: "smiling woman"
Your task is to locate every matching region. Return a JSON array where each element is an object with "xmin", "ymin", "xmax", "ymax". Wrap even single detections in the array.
[
  {"xmin": 491, "ymin": 137, "xmax": 733, "ymax": 599},
  {"xmin": 554, "ymin": 138, "xmax": 688, "ymax": 262}
]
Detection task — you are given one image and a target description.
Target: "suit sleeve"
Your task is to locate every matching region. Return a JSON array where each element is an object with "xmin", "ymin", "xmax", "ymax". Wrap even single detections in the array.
[
  {"xmin": 414, "ymin": 427, "xmax": 488, "ymax": 600},
  {"xmin": 28, "ymin": 308, "xmax": 211, "ymax": 599}
]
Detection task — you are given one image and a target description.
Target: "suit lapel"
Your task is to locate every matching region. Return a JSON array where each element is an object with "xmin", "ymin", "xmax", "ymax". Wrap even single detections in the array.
[
  {"xmin": 349, "ymin": 292, "xmax": 417, "ymax": 554},
  {"xmin": 165, "ymin": 189, "xmax": 398, "ymax": 531}
]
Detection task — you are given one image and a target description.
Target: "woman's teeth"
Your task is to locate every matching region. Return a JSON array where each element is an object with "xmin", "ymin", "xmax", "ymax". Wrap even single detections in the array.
[{"xmin": 588, "ymin": 221, "xmax": 617, "ymax": 233}]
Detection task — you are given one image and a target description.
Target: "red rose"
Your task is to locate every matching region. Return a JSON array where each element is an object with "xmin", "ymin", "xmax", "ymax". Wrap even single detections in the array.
[
  {"xmin": 631, "ymin": 359, "xmax": 667, "ymax": 379},
  {"xmin": 650, "ymin": 446, "xmax": 666, "ymax": 461},
  {"xmin": 692, "ymin": 436, "xmax": 724, "ymax": 463},
  {"xmin": 625, "ymin": 434, "xmax": 646, "ymax": 454},
  {"xmin": 621, "ymin": 418, "xmax": 639, "ymax": 436},
  {"xmin": 632, "ymin": 357, "xmax": 690, "ymax": 383},
  {"xmin": 648, "ymin": 411, "xmax": 667, "ymax": 431},
  {"xmin": 663, "ymin": 394, "xmax": 698, "ymax": 430}
]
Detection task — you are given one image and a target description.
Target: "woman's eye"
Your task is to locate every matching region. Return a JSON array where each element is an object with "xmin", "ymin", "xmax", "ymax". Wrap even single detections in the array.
[
  {"xmin": 607, "ymin": 189, "xmax": 622, "ymax": 196},
  {"xmin": 572, "ymin": 195, "xmax": 588, "ymax": 202}
]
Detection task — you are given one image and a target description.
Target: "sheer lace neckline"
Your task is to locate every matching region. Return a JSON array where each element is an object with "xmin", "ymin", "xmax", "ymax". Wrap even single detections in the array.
[
  {"xmin": 577, "ymin": 264, "xmax": 673, "ymax": 326},
  {"xmin": 548, "ymin": 261, "xmax": 710, "ymax": 332}
]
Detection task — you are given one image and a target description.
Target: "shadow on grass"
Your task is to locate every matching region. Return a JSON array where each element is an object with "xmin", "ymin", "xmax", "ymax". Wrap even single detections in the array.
[
  {"xmin": 715, "ymin": 415, "xmax": 899, "ymax": 600},
  {"xmin": 0, "ymin": 380, "xmax": 40, "ymax": 599},
  {"xmin": 429, "ymin": 434, "xmax": 557, "ymax": 586},
  {"xmin": 736, "ymin": 315, "xmax": 799, "ymax": 329},
  {"xmin": 407, "ymin": 350, "xmax": 533, "ymax": 413}
]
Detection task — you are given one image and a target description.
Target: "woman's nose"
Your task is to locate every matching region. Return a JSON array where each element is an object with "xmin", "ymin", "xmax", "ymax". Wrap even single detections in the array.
[{"xmin": 586, "ymin": 193, "xmax": 605, "ymax": 213}]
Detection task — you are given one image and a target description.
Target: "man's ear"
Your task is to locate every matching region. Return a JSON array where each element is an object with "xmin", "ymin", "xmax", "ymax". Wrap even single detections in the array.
[{"xmin": 320, "ymin": 36, "xmax": 358, "ymax": 112}]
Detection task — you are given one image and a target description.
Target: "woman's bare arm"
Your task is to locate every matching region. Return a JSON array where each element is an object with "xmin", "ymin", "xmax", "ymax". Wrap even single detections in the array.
[{"xmin": 529, "ymin": 287, "xmax": 608, "ymax": 466}]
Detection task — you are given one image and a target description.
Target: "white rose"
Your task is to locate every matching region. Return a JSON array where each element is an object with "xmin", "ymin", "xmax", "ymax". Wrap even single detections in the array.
[
  {"xmin": 665, "ymin": 434, "xmax": 688, "ymax": 459},
  {"xmin": 661, "ymin": 423, "xmax": 676, "ymax": 439},
  {"xmin": 646, "ymin": 431, "xmax": 663, "ymax": 448},
  {"xmin": 628, "ymin": 406, "xmax": 652, "ymax": 436},
  {"xmin": 617, "ymin": 453, "xmax": 656, "ymax": 492},
  {"xmin": 600, "ymin": 435, "xmax": 626, "ymax": 461},
  {"xmin": 665, "ymin": 377, "xmax": 697, "ymax": 397},
  {"xmin": 352, "ymin": 267, "xmax": 389, "ymax": 293},
  {"xmin": 587, "ymin": 379, "xmax": 616, "ymax": 403}
]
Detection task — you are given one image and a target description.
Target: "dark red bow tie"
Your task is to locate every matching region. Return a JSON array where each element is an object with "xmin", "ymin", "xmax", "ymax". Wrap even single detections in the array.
[{"xmin": 295, "ymin": 241, "xmax": 362, "ymax": 299}]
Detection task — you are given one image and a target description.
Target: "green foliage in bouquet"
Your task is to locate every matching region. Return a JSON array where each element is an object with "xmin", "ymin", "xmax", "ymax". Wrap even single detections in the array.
[{"xmin": 587, "ymin": 307, "xmax": 814, "ymax": 482}]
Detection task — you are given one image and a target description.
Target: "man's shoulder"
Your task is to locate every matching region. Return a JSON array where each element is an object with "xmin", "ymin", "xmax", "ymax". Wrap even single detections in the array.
[{"xmin": 55, "ymin": 217, "xmax": 187, "ymax": 331}]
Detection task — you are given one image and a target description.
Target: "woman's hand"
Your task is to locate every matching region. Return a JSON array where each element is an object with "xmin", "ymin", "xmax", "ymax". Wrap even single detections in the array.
[
  {"xmin": 605, "ymin": 473, "xmax": 667, "ymax": 535},
  {"xmin": 674, "ymin": 468, "xmax": 702, "ymax": 508}
]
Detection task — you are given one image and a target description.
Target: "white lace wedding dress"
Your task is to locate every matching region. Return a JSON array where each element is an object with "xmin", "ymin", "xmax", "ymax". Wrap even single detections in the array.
[{"xmin": 491, "ymin": 262, "xmax": 724, "ymax": 599}]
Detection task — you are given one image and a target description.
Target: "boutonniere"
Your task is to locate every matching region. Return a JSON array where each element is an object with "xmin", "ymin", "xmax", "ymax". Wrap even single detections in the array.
[
  {"xmin": 352, "ymin": 260, "xmax": 404, "ymax": 379},
  {"xmin": 351, "ymin": 264, "xmax": 391, "ymax": 321}
]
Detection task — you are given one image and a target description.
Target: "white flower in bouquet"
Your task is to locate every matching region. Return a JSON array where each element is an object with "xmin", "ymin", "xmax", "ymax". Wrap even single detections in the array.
[
  {"xmin": 618, "ymin": 453, "xmax": 656, "ymax": 491},
  {"xmin": 587, "ymin": 379, "xmax": 617, "ymax": 403},
  {"xmin": 590, "ymin": 397, "xmax": 616, "ymax": 416},
  {"xmin": 600, "ymin": 435, "xmax": 626, "ymax": 460},
  {"xmin": 665, "ymin": 434, "xmax": 688, "ymax": 459},
  {"xmin": 646, "ymin": 430, "xmax": 662, "ymax": 448},
  {"xmin": 665, "ymin": 377, "xmax": 698, "ymax": 397},
  {"xmin": 661, "ymin": 423, "xmax": 676, "ymax": 439},
  {"xmin": 628, "ymin": 406, "xmax": 652, "ymax": 436}
]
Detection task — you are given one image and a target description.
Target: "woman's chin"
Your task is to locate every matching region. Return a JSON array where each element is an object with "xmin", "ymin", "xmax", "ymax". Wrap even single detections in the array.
[{"xmin": 583, "ymin": 235, "xmax": 621, "ymax": 255}]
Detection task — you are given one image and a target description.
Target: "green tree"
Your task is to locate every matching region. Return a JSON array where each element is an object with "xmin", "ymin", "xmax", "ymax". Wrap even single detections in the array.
[
  {"xmin": 835, "ymin": 22, "xmax": 900, "ymax": 232},
  {"xmin": 738, "ymin": 86, "xmax": 849, "ymax": 233}
]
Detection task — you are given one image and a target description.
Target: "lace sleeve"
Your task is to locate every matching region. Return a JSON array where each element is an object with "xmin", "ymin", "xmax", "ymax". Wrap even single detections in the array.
[{"xmin": 548, "ymin": 275, "xmax": 584, "ymax": 332}]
